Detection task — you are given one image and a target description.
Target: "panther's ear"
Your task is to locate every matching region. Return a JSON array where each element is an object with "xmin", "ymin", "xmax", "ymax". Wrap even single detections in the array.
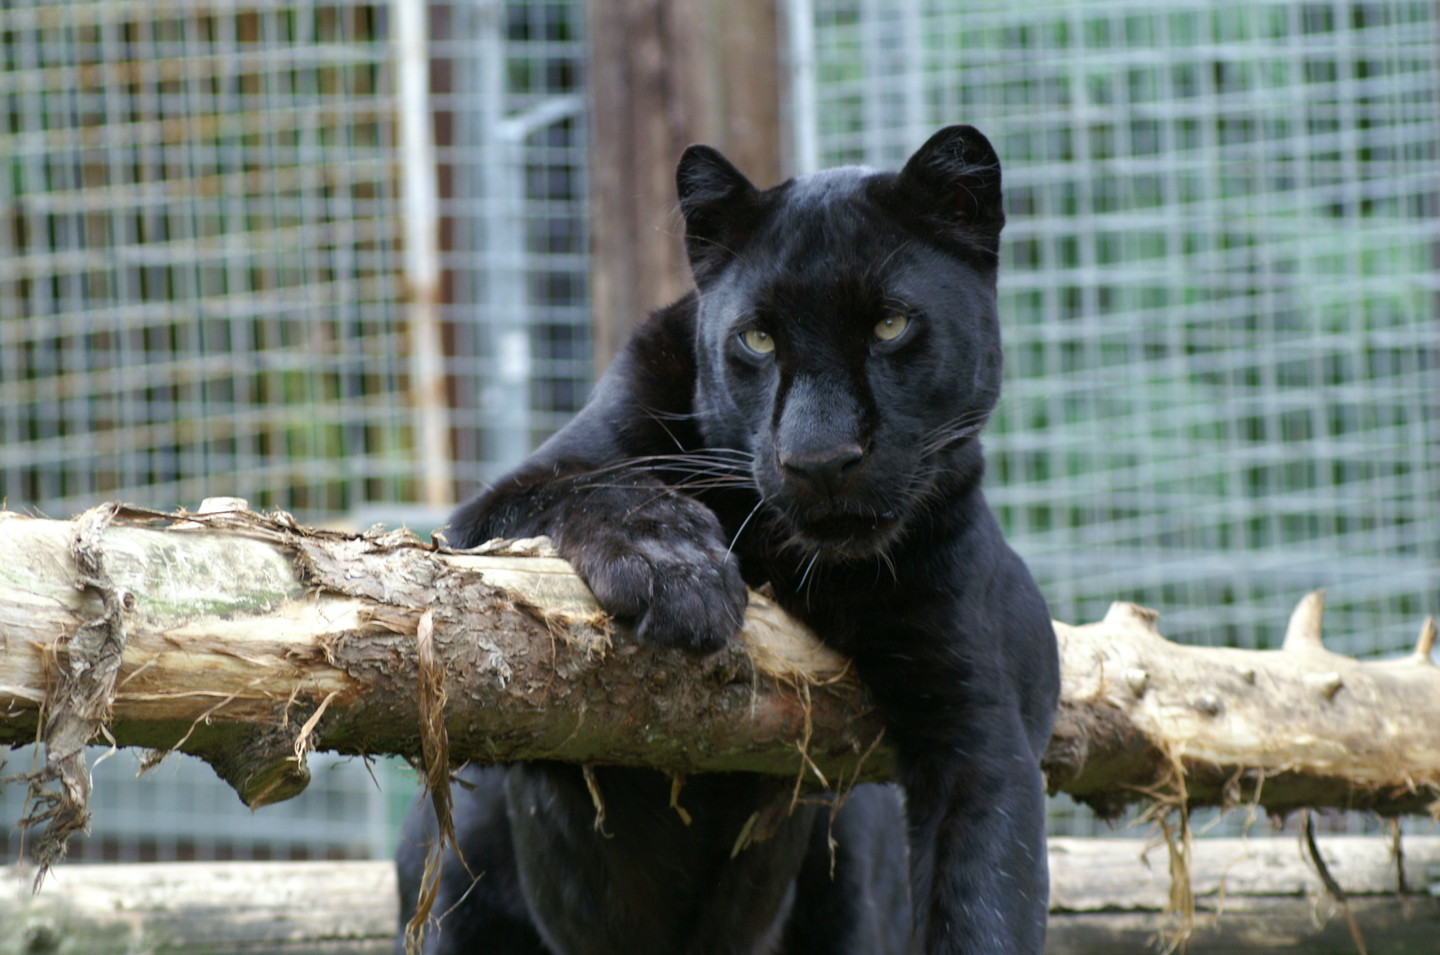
[
  {"xmin": 894, "ymin": 124, "xmax": 1005, "ymax": 254},
  {"xmin": 676, "ymin": 145, "xmax": 760, "ymax": 281}
]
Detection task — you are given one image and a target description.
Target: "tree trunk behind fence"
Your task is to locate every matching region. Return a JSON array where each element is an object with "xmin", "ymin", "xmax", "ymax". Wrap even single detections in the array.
[{"xmin": 586, "ymin": 0, "xmax": 783, "ymax": 371}]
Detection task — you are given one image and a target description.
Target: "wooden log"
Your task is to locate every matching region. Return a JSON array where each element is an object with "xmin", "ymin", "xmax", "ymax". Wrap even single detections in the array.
[
  {"xmin": 1048, "ymin": 834, "xmax": 1440, "ymax": 953},
  {"xmin": 1049, "ymin": 599, "xmax": 1440, "ymax": 818},
  {"xmin": 0, "ymin": 860, "xmax": 396, "ymax": 954},
  {"xmin": 3, "ymin": 503, "xmax": 1439, "ymax": 872},
  {"xmin": 3, "ymin": 837, "xmax": 1437, "ymax": 954},
  {"xmin": 0, "ymin": 505, "xmax": 879, "ymax": 803}
]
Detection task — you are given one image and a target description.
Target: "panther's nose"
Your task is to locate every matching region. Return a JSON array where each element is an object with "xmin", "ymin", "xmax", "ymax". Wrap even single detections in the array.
[{"xmin": 780, "ymin": 445, "xmax": 864, "ymax": 499}]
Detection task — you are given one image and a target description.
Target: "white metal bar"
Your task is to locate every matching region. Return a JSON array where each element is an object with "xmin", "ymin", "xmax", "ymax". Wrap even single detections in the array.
[
  {"xmin": 394, "ymin": 0, "xmax": 454, "ymax": 508},
  {"xmin": 785, "ymin": 0, "xmax": 820, "ymax": 174}
]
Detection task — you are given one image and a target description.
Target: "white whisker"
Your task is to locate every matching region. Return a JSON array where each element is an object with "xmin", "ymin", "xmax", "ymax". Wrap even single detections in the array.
[{"xmin": 726, "ymin": 498, "xmax": 766, "ymax": 560}]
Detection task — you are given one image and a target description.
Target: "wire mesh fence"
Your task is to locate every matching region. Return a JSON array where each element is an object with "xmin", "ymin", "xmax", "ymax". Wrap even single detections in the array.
[
  {"xmin": 1, "ymin": 750, "xmax": 405, "ymax": 863},
  {"xmin": 2, "ymin": 0, "xmax": 1436, "ymax": 859},
  {"xmin": 1, "ymin": 0, "xmax": 589, "ymax": 524},
  {"xmin": 430, "ymin": 0, "xmax": 589, "ymax": 502},
  {"xmin": 1, "ymin": 0, "xmax": 589, "ymax": 863},
  {"xmin": 810, "ymin": 0, "xmax": 1439, "ymax": 651},
  {"xmin": 2, "ymin": 0, "xmax": 418, "ymax": 520},
  {"xmin": 807, "ymin": 0, "xmax": 1440, "ymax": 835}
]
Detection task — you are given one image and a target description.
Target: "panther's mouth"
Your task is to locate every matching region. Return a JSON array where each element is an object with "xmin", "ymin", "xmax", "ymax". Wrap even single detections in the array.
[{"xmin": 785, "ymin": 506, "xmax": 902, "ymax": 557}]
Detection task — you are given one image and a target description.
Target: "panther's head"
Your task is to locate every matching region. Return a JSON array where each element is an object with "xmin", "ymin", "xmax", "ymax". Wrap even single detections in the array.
[{"xmin": 678, "ymin": 126, "xmax": 1006, "ymax": 560}]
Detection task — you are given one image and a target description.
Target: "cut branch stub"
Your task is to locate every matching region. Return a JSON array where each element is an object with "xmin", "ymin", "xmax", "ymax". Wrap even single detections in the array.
[{"xmin": 1281, "ymin": 588, "xmax": 1327, "ymax": 652}]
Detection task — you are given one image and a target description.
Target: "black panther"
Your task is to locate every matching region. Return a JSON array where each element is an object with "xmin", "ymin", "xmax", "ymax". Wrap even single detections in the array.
[{"xmin": 397, "ymin": 125, "xmax": 1060, "ymax": 954}]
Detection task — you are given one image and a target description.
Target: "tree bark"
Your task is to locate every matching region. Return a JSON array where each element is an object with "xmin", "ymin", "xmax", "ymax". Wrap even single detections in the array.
[
  {"xmin": 4, "ymin": 837, "xmax": 1438, "ymax": 954},
  {"xmin": 2, "ymin": 503, "xmax": 1438, "ymax": 855}
]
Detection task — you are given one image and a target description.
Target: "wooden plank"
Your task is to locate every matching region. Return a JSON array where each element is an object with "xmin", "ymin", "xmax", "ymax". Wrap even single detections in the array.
[
  {"xmin": 1, "ymin": 861, "xmax": 395, "ymax": 954},
  {"xmin": 3, "ymin": 838, "xmax": 1437, "ymax": 953},
  {"xmin": 1049, "ymin": 834, "xmax": 1440, "ymax": 953}
]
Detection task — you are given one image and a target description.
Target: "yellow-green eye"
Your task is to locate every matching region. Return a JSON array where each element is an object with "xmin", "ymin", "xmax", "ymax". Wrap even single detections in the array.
[
  {"xmin": 741, "ymin": 329, "xmax": 775, "ymax": 354},
  {"xmin": 874, "ymin": 313, "xmax": 909, "ymax": 342}
]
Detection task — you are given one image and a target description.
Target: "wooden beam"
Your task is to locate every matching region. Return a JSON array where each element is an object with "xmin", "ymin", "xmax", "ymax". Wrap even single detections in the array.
[
  {"xmin": 3, "ymin": 837, "xmax": 1437, "ymax": 954},
  {"xmin": 586, "ymin": 0, "xmax": 782, "ymax": 370},
  {"xmin": 0, "ymin": 860, "xmax": 396, "ymax": 955},
  {"xmin": 1047, "ymin": 834, "xmax": 1440, "ymax": 953}
]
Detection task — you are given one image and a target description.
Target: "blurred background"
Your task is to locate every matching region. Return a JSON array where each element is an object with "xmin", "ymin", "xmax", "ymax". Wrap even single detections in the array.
[{"xmin": 2, "ymin": 0, "xmax": 1436, "ymax": 862}]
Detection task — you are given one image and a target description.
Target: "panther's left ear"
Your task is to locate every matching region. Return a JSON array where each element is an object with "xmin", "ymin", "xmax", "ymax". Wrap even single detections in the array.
[
  {"xmin": 676, "ymin": 145, "xmax": 761, "ymax": 282},
  {"xmin": 894, "ymin": 125, "xmax": 1005, "ymax": 254}
]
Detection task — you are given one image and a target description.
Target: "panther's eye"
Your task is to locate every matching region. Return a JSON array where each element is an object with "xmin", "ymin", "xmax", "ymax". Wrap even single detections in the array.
[
  {"xmin": 873, "ymin": 313, "xmax": 910, "ymax": 342},
  {"xmin": 740, "ymin": 329, "xmax": 775, "ymax": 355}
]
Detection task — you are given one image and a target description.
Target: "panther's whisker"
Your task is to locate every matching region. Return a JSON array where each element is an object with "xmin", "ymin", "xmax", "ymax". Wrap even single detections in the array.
[
  {"xmin": 794, "ymin": 550, "xmax": 821, "ymax": 594},
  {"xmin": 726, "ymin": 498, "xmax": 767, "ymax": 560}
]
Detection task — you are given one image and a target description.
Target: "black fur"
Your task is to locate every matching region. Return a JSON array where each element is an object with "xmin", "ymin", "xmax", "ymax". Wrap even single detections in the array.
[{"xmin": 397, "ymin": 125, "xmax": 1060, "ymax": 954}]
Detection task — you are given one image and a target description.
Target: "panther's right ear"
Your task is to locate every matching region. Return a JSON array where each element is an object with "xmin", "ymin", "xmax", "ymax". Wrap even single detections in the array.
[
  {"xmin": 893, "ymin": 124, "xmax": 1005, "ymax": 258},
  {"xmin": 676, "ymin": 145, "xmax": 760, "ymax": 282}
]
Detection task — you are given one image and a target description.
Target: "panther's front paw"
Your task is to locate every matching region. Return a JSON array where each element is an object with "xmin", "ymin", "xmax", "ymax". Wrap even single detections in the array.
[{"xmin": 560, "ymin": 493, "xmax": 747, "ymax": 654}]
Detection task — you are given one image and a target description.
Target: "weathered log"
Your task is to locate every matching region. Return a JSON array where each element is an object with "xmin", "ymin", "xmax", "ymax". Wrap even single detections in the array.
[
  {"xmin": 3, "ymin": 837, "xmax": 1437, "ymax": 954},
  {"xmin": 0, "ymin": 504, "xmax": 880, "ymax": 812},
  {"xmin": 0, "ymin": 859, "xmax": 396, "ymax": 954},
  {"xmin": 1046, "ymin": 834, "xmax": 1440, "ymax": 953},
  {"xmin": 2, "ymin": 504, "xmax": 1438, "ymax": 853},
  {"xmin": 1050, "ymin": 597, "xmax": 1440, "ymax": 818}
]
